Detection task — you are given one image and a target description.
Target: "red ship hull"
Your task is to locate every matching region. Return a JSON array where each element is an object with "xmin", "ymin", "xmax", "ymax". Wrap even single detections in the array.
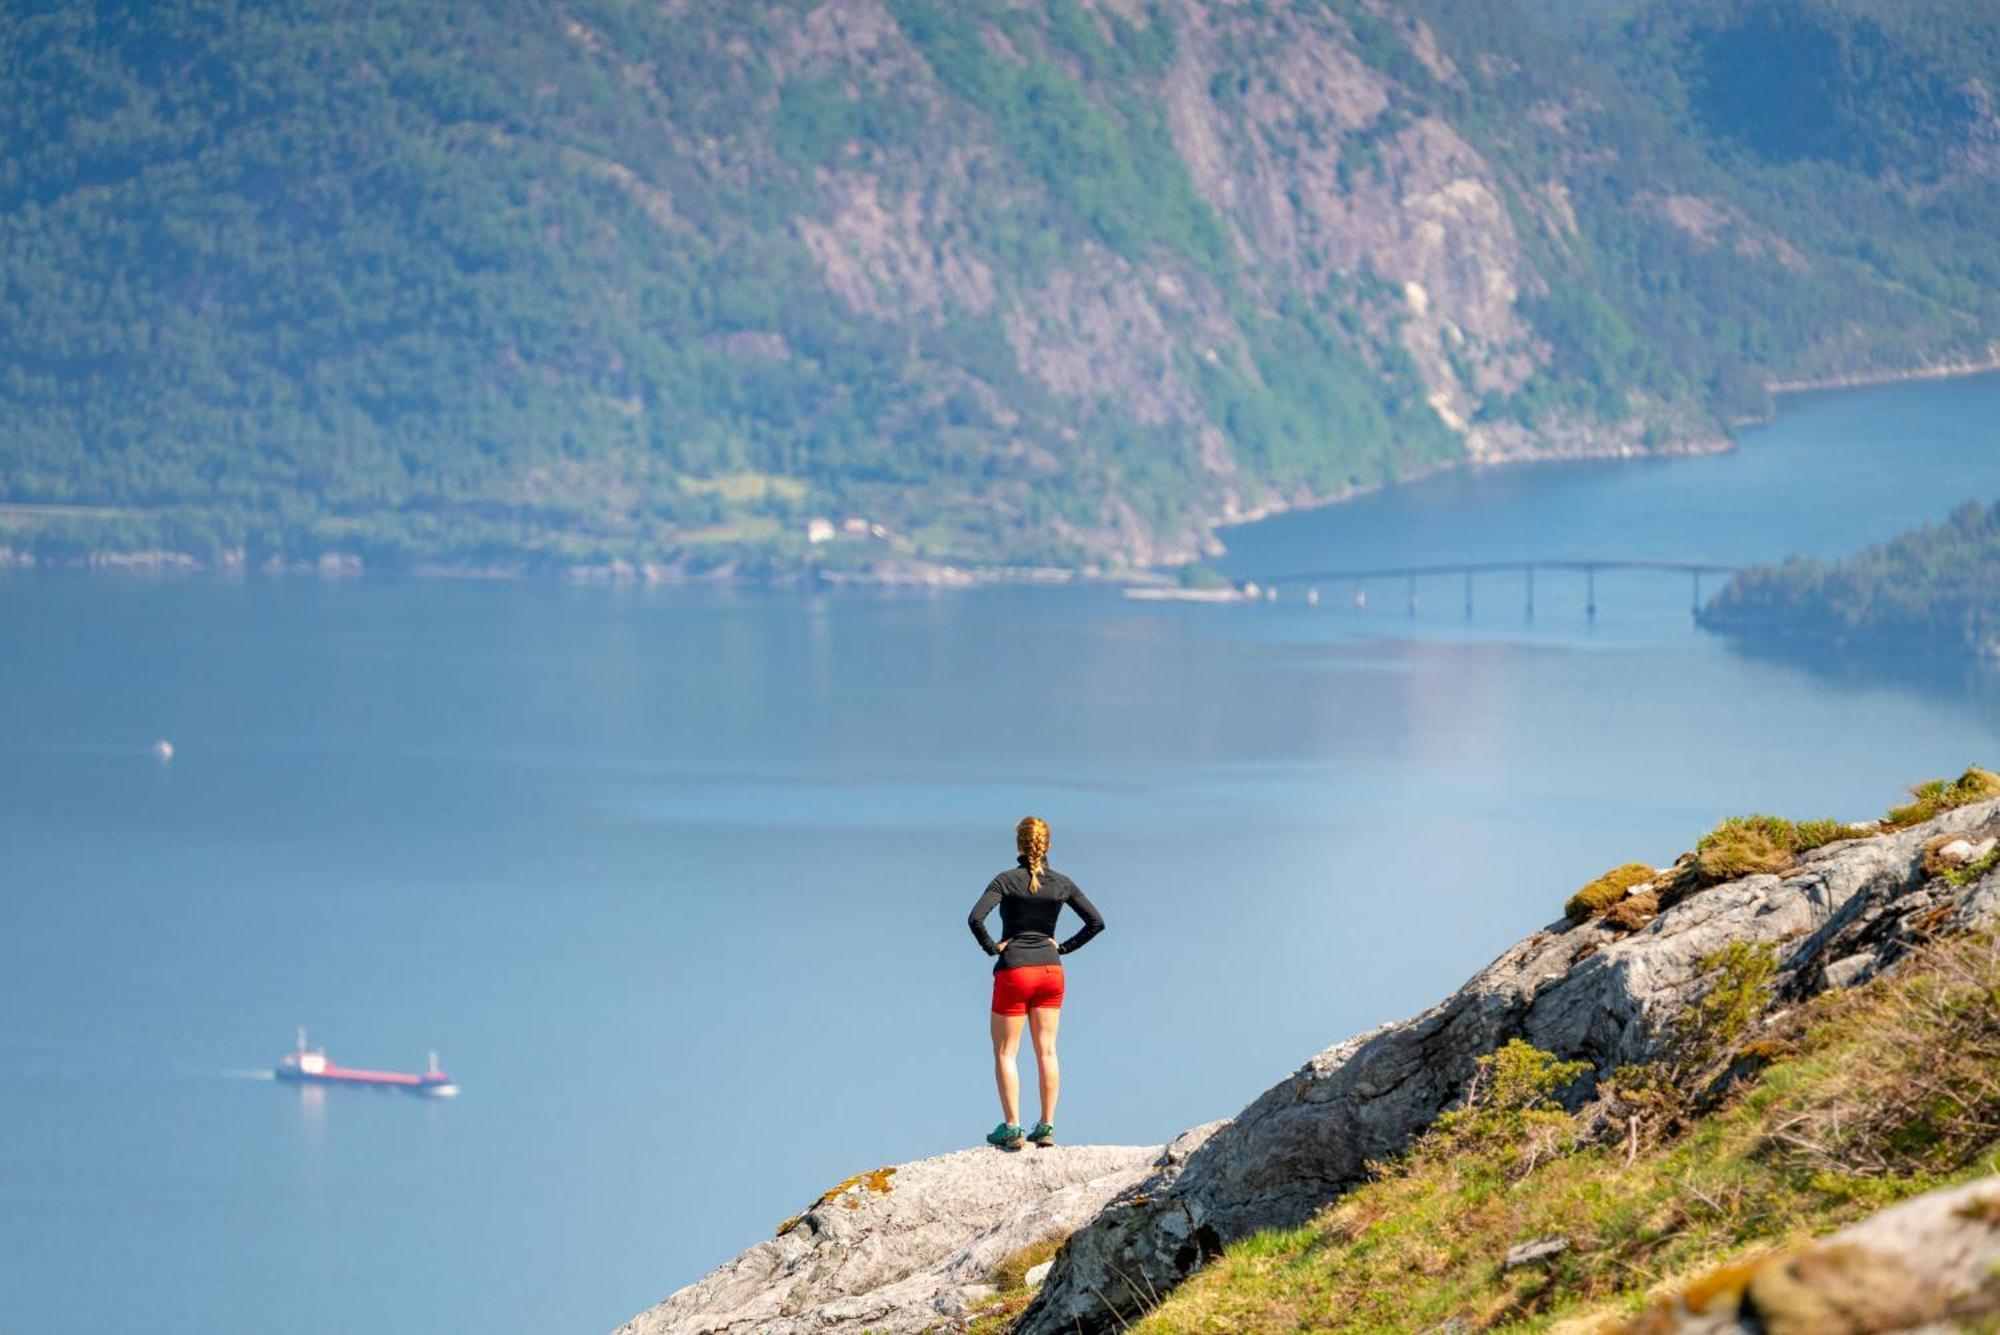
[{"xmin": 275, "ymin": 1031, "xmax": 458, "ymax": 1097}]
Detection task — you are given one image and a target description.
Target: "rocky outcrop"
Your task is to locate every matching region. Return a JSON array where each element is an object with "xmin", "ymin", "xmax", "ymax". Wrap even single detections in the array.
[
  {"xmin": 614, "ymin": 1135, "xmax": 1212, "ymax": 1334},
  {"xmin": 626, "ymin": 799, "xmax": 2000, "ymax": 1335},
  {"xmin": 1615, "ymin": 1173, "xmax": 2000, "ymax": 1333},
  {"xmin": 1019, "ymin": 799, "xmax": 2000, "ymax": 1333}
]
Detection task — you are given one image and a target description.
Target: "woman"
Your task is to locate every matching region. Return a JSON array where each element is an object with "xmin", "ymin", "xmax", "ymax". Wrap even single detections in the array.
[{"xmin": 966, "ymin": 816, "xmax": 1105, "ymax": 1150}]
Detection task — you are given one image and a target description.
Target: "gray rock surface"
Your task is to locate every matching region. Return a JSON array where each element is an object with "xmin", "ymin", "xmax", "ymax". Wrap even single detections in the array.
[
  {"xmin": 1019, "ymin": 800, "xmax": 2000, "ymax": 1334},
  {"xmin": 1503, "ymin": 1236, "xmax": 1571, "ymax": 1270},
  {"xmin": 613, "ymin": 1142, "xmax": 1165, "ymax": 1334}
]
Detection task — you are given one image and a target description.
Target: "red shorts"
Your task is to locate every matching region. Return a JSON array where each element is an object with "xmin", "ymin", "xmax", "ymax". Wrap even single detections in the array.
[{"xmin": 991, "ymin": 964, "xmax": 1065, "ymax": 1016}]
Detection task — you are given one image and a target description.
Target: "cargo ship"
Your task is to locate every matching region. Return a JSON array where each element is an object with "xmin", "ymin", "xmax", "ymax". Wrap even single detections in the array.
[{"xmin": 274, "ymin": 1028, "xmax": 459, "ymax": 1098}]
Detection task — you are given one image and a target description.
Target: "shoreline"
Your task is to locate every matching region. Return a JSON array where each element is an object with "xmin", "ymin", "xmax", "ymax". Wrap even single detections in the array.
[
  {"xmin": 1694, "ymin": 613, "xmax": 2000, "ymax": 663},
  {"xmin": 1206, "ymin": 426, "xmax": 1737, "ymax": 545},
  {"xmin": 6, "ymin": 355, "xmax": 1996, "ymax": 591},
  {"xmin": 1763, "ymin": 350, "xmax": 2000, "ymax": 398},
  {"xmin": 0, "ymin": 435, "xmax": 1737, "ymax": 591}
]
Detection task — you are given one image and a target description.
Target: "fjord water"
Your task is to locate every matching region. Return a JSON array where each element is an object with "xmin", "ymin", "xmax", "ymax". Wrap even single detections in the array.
[{"xmin": 4, "ymin": 374, "xmax": 2000, "ymax": 1335}]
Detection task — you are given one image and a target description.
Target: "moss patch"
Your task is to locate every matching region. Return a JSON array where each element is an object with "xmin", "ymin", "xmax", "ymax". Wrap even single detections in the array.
[{"xmin": 1566, "ymin": 863, "xmax": 1657, "ymax": 921}]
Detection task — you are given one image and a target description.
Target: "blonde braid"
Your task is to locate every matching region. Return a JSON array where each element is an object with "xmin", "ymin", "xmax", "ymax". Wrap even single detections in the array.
[{"xmin": 1016, "ymin": 816, "xmax": 1050, "ymax": 894}]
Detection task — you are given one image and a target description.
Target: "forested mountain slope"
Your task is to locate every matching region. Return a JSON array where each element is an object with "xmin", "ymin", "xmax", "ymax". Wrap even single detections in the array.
[
  {"xmin": 2, "ymin": 0, "xmax": 1995, "ymax": 575},
  {"xmin": 1701, "ymin": 498, "xmax": 2000, "ymax": 656}
]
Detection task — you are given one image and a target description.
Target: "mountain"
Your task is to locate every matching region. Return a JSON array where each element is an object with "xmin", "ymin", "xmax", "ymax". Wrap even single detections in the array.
[{"xmin": 2, "ymin": 0, "xmax": 1996, "ymax": 576}]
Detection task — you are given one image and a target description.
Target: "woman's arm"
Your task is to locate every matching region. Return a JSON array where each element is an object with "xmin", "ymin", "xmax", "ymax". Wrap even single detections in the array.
[
  {"xmin": 967, "ymin": 880, "xmax": 1005, "ymax": 956},
  {"xmin": 1057, "ymin": 885, "xmax": 1105, "ymax": 956}
]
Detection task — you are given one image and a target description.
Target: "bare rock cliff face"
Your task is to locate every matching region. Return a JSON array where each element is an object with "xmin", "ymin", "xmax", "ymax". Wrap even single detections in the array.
[
  {"xmin": 765, "ymin": 0, "xmax": 1706, "ymax": 564},
  {"xmin": 620, "ymin": 799, "xmax": 2000, "ymax": 1335}
]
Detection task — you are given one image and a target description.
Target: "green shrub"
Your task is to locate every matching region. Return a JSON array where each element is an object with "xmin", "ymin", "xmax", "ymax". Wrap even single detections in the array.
[
  {"xmin": 1608, "ymin": 940, "xmax": 1781, "ymax": 1150},
  {"xmin": 1429, "ymin": 1038, "xmax": 1591, "ymax": 1162},
  {"xmin": 1885, "ymin": 767, "xmax": 2000, "ymax": 828},
  {"xmin": 1683, "ymin": 942, "xmax": 1779, "ymax": 1066},
  {"xmin": 1480, "ymin": 1039, "xmax": 1592, "ymax": 1114},
  {"xmin": 1565, "ymin": 862, "xmax": 1657, "ymax": 920}
]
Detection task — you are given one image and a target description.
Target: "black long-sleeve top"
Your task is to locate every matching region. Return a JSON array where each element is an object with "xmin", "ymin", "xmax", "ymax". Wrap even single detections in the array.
[{"xmin": 967, "ymin": 858, "xmax": 1105, "ymax": 972}]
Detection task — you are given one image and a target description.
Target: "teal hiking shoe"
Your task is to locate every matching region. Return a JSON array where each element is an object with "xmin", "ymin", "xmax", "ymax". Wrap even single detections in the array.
[
  {"xmin": 1027, "ymin": 1122, "xmax": 1056, "ymax": 1147},
  {"xmin": 986, "ymin": 1122, "xmax": 1025, "ymax": 1150}
]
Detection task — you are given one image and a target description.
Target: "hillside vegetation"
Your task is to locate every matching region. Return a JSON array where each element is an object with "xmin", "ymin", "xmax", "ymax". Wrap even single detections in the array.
[
  {"xmin": 1133, "ymin": 932, "xmax": 2000, "ymax": 1333},
  {"xmin": 1701, "ymin": 498, "xmax": 2000, "ymax": 656},
  {"xmin": 2, "ymin": 0, "xmax": 1996, "ymax": 575}
]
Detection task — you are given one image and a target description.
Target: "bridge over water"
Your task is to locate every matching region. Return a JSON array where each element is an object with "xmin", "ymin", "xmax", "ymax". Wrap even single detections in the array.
[{"xmin": 1241, "ymin": 559, "xmax": 1741, "ymax": 618}]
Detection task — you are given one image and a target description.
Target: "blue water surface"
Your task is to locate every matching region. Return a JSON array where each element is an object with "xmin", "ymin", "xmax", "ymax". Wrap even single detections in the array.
[{"xmin": 3, "ymin": 373, "xmax": 1999, "ymax": 1334}]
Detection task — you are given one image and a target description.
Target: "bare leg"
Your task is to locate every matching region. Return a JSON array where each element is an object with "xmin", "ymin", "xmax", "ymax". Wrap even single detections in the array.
[
  {"xmin": 1028, "ymin": 1006, "xmax": 1061, "ymax": 1126},
  {"xmin": 989, "ymin": 1012, "xmax": 1025, "ymax": 1125}
]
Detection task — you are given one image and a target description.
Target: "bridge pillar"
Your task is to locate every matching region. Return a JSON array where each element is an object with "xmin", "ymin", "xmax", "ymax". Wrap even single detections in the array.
[
  {"xmin": 1525, "ymin": 565, "xmax": 1535, "ymax": 621},
  {"xmin": 1691, "ymin": 569, "xmax": 1702, "ymax": 615},
  {"xmin": 1407, "ymin": 573, "xmax": 1418, "ymax": 616},
  {"xmin": 1464, "ymin": 570, "xmax": 1473, "ymax": 619},
  {"xmin": 1586, "ymin": 567, "xmax": 1597, "ymax": 619}
]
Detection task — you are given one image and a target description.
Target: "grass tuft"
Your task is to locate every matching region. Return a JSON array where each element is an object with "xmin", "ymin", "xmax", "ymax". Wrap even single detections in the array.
[
  {"xmin": 1694, "ymin": 814, "xmax": 1864, "ymax": 884},
  {"xmin": 965, "ymin": 1234, "xmax": 1070, "ymax": 1333},
  {"xmin": 991, "ymin": 1234, "xmax": 1066, "ymax": 1292},
  {"xmin": 1695, "ymin": 815, "xmax": 1797, "ymax": 880},
  {"xmin": 1886, "ymin": 767, "xmax": 2000, "ymax": 828}
]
